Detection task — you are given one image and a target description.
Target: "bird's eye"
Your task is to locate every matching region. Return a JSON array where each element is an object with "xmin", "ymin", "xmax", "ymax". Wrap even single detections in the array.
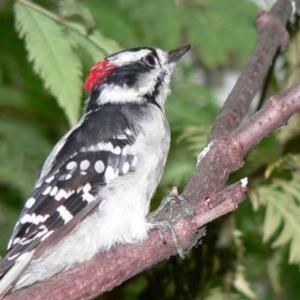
[{"xmin": 143, "ymin": 54, "xmax": 156, "ymax": 67}]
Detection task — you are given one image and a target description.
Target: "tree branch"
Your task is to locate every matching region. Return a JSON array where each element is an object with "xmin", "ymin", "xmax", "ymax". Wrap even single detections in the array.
[
  {"xmin": 208, "ymin": 0, "xmax": 293, "ymax": 141},
  {"xmin": 183, "ymin": 0, "xmax": 298, "ymax": 203},
  {"xmin": 5, "ymin": 180, "xmax": 247, "ymax": 300},
  {"xmin": 5, "ymin": 0, "xmax": 300, "ymax": 299},
  {"xmin": 6, "ymin": 75, "xmax": 300, "ymax": 300}
]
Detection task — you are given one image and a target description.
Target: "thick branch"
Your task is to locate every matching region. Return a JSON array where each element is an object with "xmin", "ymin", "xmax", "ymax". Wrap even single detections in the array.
[
  {"xmin": 6, "ymin": 82, "xmax": 300, "ymax": 300},
  {"xmin": 183, "ymin": 0, "xmax": 297, "ymax": 204},
  {"xmin": 6, "ymin": 181, "xmax": 247, "ymax": 300}
]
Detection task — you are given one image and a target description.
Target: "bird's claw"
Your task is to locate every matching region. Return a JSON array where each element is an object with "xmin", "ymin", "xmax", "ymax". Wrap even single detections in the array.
[
  {"xmin": 149, "ymin": 220, "xmax": 185, "ymax": 258},
  {"xmin": 147, "ymin": 187, "xmax": 194, "ymax": 258}
]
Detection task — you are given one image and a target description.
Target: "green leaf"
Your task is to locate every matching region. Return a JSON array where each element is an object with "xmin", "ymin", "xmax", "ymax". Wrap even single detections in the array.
[
  {"xmin": 14, "ymin": 0, "xmax": 82, "ymax": 125},
  {"xmin": 250, "ymin": 181, "xmax": 300, "ymax": 265}
]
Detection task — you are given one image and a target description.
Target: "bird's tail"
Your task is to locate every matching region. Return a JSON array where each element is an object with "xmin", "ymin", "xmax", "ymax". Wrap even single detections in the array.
[{"xmin": 0, "ymin": 251, "xmax": 33, "ymax": 297}]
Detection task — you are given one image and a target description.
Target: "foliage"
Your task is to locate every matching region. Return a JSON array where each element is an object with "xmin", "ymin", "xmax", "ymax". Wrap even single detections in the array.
[
  {"xmin": 250, "ymin": 155, "xmax": 300, "ymax": 265},
  {"xmin": 0, "ymin": 0, "xmax": 300, "ymax": 299}
]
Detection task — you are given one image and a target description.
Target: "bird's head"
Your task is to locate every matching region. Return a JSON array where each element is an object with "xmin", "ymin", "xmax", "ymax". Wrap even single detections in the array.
[{"xmin": 84, "ymin": 45, "xmax": 190, "ymax": 111}]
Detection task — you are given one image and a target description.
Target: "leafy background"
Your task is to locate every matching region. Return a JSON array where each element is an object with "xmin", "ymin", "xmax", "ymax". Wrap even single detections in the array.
[{"xmin": 0, "ymin": 0, "xmax": 300, "ymax": 299}]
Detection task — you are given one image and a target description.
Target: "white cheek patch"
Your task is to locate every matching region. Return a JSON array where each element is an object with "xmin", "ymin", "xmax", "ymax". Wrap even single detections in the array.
[{"xmin": 97, "ymin": 84, "xmax": 145, "ymax": 104}]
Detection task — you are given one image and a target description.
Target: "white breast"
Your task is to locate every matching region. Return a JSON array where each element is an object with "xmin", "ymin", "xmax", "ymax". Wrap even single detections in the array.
[{"xmin": 15, "ymin": 105, "xmax": 170, "ymax": 290}]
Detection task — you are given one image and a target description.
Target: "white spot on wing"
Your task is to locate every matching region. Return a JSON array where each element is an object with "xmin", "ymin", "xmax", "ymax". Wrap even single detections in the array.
[
  {"xmin": 80, "ymin": 183, "xmax": 94, "ymax": 203},
  {"xmin": 65, "ymin": 174, "xmax": 72, "ymax": 180},
  {"xmin": 116, "ymin": 134, "xmax": 127, "ymax": 140},
  {"xmin": 50, "ymin": 186, "xmax": 58, "ymax": 196},
  {"xmin": 83, "ymin": 183, "xmax": 91, "ymax": 193},
  {"xmin": 66, "ymin": 161, "xmax": 77, "ymax": 171},
  {"xmin": 113, "ymin": 146, "xmax": 121, "ymax": 155},
  {"xmin": 80, "ymin": 160, "xmax": 90, "ymax": 171},
  {"xmin": 57, "ymin": 206, "xmax": 73, "ymax": 224},
  {"xmin": 55, "ymin": 189, "xmax": 69, "ymax": 201},
  {"xmin": 95, "ymin": 160, "xmax": 105, "ymax": 174},
  {"xmin": 20, "ymin": 213, "xmax": 50, "ymax": 225},
  {"xmin": 125, "ymin": 128, "xmax": 132, "ymax": 136},
  {"xmin": 105, "ymin": 166, "xmax": 115, "ymax": 183},
  {"xmin": 122, "ymin": 162, "xmax": 130, "ymax": 174},
  {"xmin": 43, "ymin": 186, "xmax": 51, "ymax": 195},
  {"xmin": 12, "ymin": 237, "xmax": 20, "ymax": 245},
  {"xmin": 98, "ymin": 142, "xmax": 113, "ymax": 152},
  {"xmin": 82, "ymin": 191, "xmax": 94, "ymax": 203},
  {"xmin": 25, "ymin": 197, "xmax": 35, "ymax": 209},
  {"xmin": 122, "ymin": 145, "xmax": 130, "ymax": 155},
  {"xmin": 131, "ymin": 156, "xmax": 138, "ymax": 168},
  {"xmin": 45, "ymin": 176, "xmax": 55, "ymax": 183}
]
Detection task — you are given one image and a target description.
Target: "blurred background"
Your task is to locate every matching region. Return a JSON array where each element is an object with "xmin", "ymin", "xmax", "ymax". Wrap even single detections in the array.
[{"xmin": 1, "ymin": 0, "xmax": 300, "ymax": 299}]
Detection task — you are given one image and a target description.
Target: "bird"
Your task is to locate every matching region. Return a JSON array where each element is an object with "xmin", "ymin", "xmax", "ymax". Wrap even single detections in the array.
[{"xmin": 0, "ymin": 44, "xmax": 191, "ymax": 296}]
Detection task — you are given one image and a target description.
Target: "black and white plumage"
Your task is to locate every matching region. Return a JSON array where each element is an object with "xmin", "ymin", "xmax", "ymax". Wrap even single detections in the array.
[{"xmin": 0, "ymin": 45, "xmax": 190, "ymax": 294}]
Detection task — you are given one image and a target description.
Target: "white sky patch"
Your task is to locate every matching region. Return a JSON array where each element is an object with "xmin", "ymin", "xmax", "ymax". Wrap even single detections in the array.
[{"xmin": 57, "ymin": 206, "xmax": 73, "ymax": 224}]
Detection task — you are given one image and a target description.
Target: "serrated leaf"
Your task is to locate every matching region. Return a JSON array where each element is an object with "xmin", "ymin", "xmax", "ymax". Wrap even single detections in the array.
[
  {"xmin": 251, "ymin": 181, "xmax": 300, "ymax": 265},
  {"xmin": 14, "ymin": 0, "xmax": 82, "ymax": 125},
  {"xmin": 234, "ymin": 269, "xmax": 257, "ymax": 299},
  {"xmin": 263, "ymin": 200, "xmax": 281, "ymax": 242}
]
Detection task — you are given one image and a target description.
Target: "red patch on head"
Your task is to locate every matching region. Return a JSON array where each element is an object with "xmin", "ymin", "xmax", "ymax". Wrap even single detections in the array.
[{"xmin": 84, "ymin": 60, "xmax": 117, "ymax": 93}]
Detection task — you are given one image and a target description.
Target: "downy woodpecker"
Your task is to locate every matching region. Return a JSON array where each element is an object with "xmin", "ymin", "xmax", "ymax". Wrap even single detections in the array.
[{"xmin": 0, "ymin": 45, "xmax": 191, "ymax": 295}]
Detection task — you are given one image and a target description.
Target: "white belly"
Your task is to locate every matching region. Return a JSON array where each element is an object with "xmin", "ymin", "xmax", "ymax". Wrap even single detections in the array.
[{"xmin": 15, "ymin": 107, "xmax": 170, "ymax": 289}]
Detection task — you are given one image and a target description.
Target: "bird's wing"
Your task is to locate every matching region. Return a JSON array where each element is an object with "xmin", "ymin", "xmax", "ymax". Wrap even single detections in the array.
[{"xmin": 0, "ymin": 106, "xmax": 139, "ymax": 280}]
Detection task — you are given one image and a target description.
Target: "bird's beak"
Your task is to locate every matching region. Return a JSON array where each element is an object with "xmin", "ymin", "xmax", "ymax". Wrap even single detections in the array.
[{"xmin": 168, "ymin": 44, "xmax": 191, "ymax": 63}]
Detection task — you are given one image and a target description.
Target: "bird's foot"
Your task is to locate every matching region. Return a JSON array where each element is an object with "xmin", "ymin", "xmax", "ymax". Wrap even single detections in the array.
[
  {"xmin": 148, "ymin": 220, "xmax": 185, "ymax": 258},
  {"xmin": 150, "ymin": 186, "xmax": 194, "ymax": 223},
  {"xmin": 147, "ymin": 187, "xmax": 194, "ymax": 258}
]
